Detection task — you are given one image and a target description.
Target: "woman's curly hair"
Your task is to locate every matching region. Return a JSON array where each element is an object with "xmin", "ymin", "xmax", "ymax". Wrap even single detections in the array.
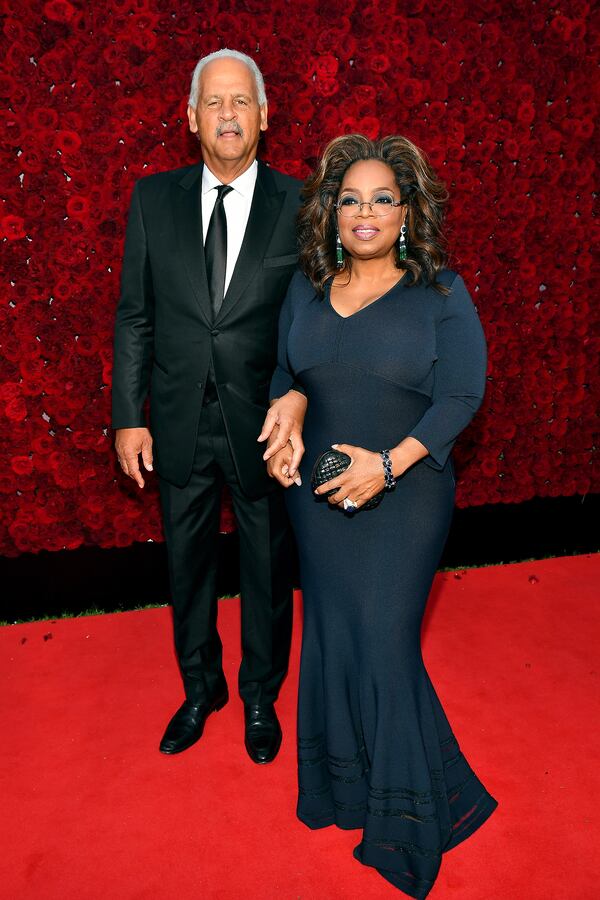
[{"xmin": 298, "ymin": 134, "xmax": 450, "ymax": 294}]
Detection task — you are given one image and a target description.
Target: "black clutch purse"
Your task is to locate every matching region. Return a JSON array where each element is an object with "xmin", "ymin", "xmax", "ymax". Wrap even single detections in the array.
[{"xmin": 310, "ymin": 448, "xmax": 384, "ymax": 511}]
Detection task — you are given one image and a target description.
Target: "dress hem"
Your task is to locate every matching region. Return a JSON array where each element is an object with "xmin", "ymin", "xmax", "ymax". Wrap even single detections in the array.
[
  {"xmin": 298, "ymin": 793, "xmax": 498, "ymax": 897},
  {"xmin": 297, "ymin": 811, "xmax": 362, "ymax": 832},
  {"xmin": 444, "ymin": 793, "xmax": 498, "ymax": 852}
]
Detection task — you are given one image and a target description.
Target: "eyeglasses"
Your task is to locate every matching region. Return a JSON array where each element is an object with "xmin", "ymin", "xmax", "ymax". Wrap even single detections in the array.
[{"xmin": 335, "ymin": 192, "xmax": 404, "ymax": 218}]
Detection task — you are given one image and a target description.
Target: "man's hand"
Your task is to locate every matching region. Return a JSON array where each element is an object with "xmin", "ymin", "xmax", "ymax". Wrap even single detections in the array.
[
  {"xmin": 115, "ymin": 427, "xmax": 154, "ymax": 489},
  {"xmin": 258, "ymin": 389, "xmax": 307, "ymax": 478}
]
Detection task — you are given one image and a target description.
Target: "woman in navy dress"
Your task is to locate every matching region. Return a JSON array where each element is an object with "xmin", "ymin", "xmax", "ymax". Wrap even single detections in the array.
[{"xmin": 267, "ymin": 135, "xmax": 497, "ymax": 898}]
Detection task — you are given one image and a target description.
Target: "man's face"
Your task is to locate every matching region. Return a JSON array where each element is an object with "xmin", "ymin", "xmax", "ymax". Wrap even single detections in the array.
[{"xmin": 188, "ymin": 57, "xmax": 268, "ymax": 172}]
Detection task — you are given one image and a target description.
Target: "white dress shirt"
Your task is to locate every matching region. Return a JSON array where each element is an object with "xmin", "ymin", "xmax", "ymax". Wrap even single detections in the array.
[{"xmin": 201, "ymin": 160, "xmax": 258, "ymax": 295}]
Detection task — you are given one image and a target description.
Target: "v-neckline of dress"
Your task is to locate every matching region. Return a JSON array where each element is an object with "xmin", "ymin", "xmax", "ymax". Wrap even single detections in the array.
[{"xmin": 326, "ymin": 273, "xmax": 407, "ymax": 320}]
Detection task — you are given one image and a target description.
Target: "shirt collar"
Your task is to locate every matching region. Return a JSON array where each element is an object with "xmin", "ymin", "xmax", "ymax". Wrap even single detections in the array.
[{"xmin": 202, "ymin": 160, "xmax": 258, "ymax": 199}]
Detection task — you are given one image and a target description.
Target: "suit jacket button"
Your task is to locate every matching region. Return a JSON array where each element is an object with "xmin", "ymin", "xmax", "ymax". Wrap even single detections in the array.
[{"xmin": 211, "ymin": 329, "xmax": 219, "ymax": 337}]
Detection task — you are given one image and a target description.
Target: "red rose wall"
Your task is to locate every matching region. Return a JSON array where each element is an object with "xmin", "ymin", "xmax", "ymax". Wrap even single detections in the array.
[{"xmin": 0, "ymin": 0, "xmax": 598, "ymax": 556}]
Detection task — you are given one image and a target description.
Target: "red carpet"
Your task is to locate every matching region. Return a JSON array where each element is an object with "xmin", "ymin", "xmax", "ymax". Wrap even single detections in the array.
[{"xmin": 1, "ymin": 554, "xmax": 598, "ymax": 899}]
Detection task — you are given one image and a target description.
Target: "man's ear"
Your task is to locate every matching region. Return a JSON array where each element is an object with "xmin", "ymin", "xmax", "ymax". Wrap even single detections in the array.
[
  {"xmin": 187, "ymin": 104, "xmax": 198, "ymax": 134},
  {"xmin": 260, "ymin": 103, "xmax": 268, "ymax": 133}
]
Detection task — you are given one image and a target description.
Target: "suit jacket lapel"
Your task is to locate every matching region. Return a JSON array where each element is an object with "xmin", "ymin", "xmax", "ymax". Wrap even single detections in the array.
[
  {"xmin": 215, "ymin": 161, "xmax": 286, "ymax": 324},
  {"xmin": 172, "ymin": 162, "xmax": 212, "ymax": 326}
]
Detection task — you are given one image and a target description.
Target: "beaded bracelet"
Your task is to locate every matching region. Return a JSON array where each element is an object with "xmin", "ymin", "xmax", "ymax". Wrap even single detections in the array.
[{"xmin": 380, "ymin": 449, "xmax": 396, "ymax": 490}]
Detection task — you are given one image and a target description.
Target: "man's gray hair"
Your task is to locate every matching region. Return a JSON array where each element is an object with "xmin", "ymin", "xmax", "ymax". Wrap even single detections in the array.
[{"xmin": 188, "ymin": 49, "xmax": 267, "ymax": 108}]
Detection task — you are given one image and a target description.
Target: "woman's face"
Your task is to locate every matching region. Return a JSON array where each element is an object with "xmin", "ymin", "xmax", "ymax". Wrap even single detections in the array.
[{"xmin": 336, "ymin": 159, "xmax": 406, "ymax": 264}]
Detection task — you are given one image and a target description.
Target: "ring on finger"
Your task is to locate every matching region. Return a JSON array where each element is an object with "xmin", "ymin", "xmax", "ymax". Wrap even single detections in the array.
[{"xmin": 342, "ymin": 497, "xmax": 358, "ymax": 511}]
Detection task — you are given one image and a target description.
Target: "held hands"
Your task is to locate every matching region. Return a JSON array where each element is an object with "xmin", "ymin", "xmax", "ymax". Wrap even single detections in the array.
[
  {"xmin": 258, "ymin": 389, "xmax": 307, "ymax": 479},
  {"xmin": 115, "ymin": 427, "xmax": 153, "ymax": 488},
  {"xmin": 265, "ymin": 425, "xmax": 302, "ymax": 488},
  {"xmin": 314, "ymin": 444, "xmax": 386, "ymax": 509}
]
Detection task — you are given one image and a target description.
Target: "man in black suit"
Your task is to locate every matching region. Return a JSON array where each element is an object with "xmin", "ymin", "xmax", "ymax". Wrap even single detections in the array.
[{"xmin": 112, "ymin": 49, "xmax": 306, "ymax": 763}]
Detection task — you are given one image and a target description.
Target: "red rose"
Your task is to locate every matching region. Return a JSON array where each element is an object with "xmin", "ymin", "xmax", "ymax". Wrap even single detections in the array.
[
  {"xmin": 444, "ymin": 60, "xmax": 461, "ymax": 84},
  {"xmin": 315, "ymin": 55, "xmax": 339, "ymax": 79},
  {"xmin": 549, "ymin": 14, "xmax": 574, "ymax": 41},
  {"xmin": 55, "ymin": 130, "xmax": 82, "ymax": 154},
  {"xmin": 315, "ymin": 77, "xmax": 339, "ymax": 98},
  {"xmin": 11, "ymin": 456, "xmax": 34, "ymax": 476},
  {"xmin": 4, "ymin": 396, "xmax": 27, "ymax": 421},
  {"xmin": 401, "ymin": 79, "xmax": 423, "ymax": 107},
  {"xmin": 370, "ymin": 55, "xmax": 390, "ymax": 74},
  {"xmin": 1, "ymin": 215, "xmax": 26, "ymax": 240},
  {"xmin": 357, "ymin": 117, "xmax": 380, "ymax": 140},
  {"xmin": 43, "ymin": 0, "xmax": 78, "ymax": 22}
]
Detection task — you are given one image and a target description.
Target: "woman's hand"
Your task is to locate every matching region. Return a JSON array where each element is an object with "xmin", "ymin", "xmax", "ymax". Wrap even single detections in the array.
[
  {"xmin": 265, "ymin": 425, "xmax": 302, "ymax": 488},
  {"xmin": 314, "ymin": 444, "xmax": 385, "ymax": 509},
  {"xmin": 258, "ymin": 389, "xmax": 307, "ymax": 478}
]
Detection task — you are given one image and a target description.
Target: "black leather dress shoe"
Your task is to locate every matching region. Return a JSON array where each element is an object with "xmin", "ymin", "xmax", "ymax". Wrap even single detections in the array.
[
  {"xmin": 244, "ymin": 704, "xmax": 282, "ymax": 764},
  {"xmin": 159, "ymin": 689, "xmax": 228, "ymax": 755}
]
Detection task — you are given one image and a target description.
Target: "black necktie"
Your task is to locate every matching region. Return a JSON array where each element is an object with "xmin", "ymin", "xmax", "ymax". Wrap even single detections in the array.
[{"xmin": 204, "ymin": 184, "xmax": 233, "ymax": 319}]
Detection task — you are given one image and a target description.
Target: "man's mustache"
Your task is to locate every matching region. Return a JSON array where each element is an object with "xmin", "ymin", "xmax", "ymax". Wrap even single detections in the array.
[{"xmin": 217, "ymin": 122, "xmax": 243, "ymax": 137}]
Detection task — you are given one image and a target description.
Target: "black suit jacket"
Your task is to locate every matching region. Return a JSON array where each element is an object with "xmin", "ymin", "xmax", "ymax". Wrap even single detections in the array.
[{"xmin": 112, "ymin": 160, "xmax": 302, "ymax": 497}]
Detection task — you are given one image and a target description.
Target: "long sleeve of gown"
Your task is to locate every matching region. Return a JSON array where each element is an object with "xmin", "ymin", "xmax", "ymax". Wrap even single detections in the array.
[
  {"xmin": 408, "ymin": 275, "xmax": 487, "ymax": 470},
  {"xmin": 269, "ymin": 270, "xmax": 303, "ymax": 400}
]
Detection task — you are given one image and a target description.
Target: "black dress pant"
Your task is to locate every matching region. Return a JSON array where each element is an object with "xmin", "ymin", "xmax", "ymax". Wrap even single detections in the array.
[{"xmin": 158, "ymin": 396, "xmax": 293, "ymax": 706}]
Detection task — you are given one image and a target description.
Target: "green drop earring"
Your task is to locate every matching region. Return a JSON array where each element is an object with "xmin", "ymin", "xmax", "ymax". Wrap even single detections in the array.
[
  {"xmin": 398, "ymin": 224, "xmax": 407, "ymax": 261},
  {"xmin": 336, "ymin": 231, "xmax": 344, "ymax": 269}
]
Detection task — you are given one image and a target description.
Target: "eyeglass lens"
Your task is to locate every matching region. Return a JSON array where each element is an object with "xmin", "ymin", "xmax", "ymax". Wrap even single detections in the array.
[{"xmin": 337, "ymin": 192, "xmax": 401, "ymax": 217}]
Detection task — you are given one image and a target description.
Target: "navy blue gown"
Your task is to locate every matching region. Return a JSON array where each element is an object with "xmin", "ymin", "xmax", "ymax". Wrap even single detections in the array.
[{"xmin": 270, "ymin": 269, "xmax": 497, "ymax": 898}]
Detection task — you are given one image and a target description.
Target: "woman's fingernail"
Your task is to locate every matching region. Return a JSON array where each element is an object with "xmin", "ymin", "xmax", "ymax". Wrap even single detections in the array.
[
  {"xmin": 294, "ymin": 476, "xmax": 302, "ymax": 486},
  {"xmin": 331, "ymin": 443, "xmax": 339, "ymax": 448}
]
